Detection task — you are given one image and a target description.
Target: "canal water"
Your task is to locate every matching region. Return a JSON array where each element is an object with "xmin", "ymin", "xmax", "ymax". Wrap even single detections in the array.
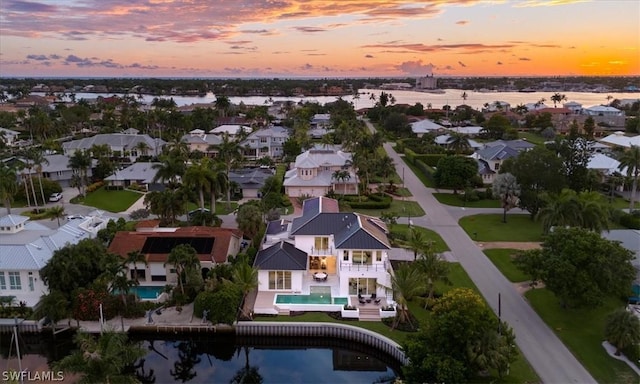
[{"xmin": 0, "ymin": 332, "xmax": 401, "ymax": 383}]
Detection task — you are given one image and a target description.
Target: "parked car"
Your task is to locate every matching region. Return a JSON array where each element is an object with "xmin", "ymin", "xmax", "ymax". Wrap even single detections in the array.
[
  {"xmin": 188, "ymin": 208, "xmax": 210, "ymax": 219},
  {"xmin": 49, "ymin": 192, "xmax": 63, "ymax": 202}
]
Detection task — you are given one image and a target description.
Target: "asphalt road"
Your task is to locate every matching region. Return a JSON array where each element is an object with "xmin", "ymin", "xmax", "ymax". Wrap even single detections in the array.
[{"xmin": 369, "ymin": 119, "xmax": 595, "ymax": 383}]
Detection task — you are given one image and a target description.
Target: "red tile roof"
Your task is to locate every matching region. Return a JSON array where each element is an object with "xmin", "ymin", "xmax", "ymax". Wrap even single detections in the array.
[
  {"xmin": 135, "ymin": 220, "xmax": 161, "ymax": 230},
  {"xmin": 108, "ymin": 226, "xmax": 243, "ymax": 264}
]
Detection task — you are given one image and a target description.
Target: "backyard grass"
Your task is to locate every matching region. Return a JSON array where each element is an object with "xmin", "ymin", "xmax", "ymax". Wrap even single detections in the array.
[
  {"xmin": 389, "ymin": 187, "xmax": 413, "ymax": 197},
  {"xmin": 76, "ymin": 187, "xmax": 143, "ymax": 212},
  {"xmin": 609, "ymin": 196, "xmax": 631, "ymax": 210},
  {"xmin": 389, "ymin": 224, "xmax": 450, "ymax": 252},
  {"xmin": 275, "ymin": 163, "xmax": 287, "ymax": 182},
  {"xmin": 518, "ymin": 131, "xmax": 547, "ymax": 146},
  {"xmin": 433, "ymin": 192, "xmax": 501, "ymax": 208},
  {"xmin": 342, "ymin": 199, "xmax": 425, "ymax": 218},
  {"xmin": 399, "ymin": 156, "xmax": 436, "ymax": 188},
  {"xmin": 525, "ymin": 289, "xmax": 637, "ymax": 384},
  {"xmin": 459, "ymin": 214, "xmax": 543, "ymax": 242},
  {"xmin": 483, "ymin": 249, "xmax": 531, "ymax": 282}
]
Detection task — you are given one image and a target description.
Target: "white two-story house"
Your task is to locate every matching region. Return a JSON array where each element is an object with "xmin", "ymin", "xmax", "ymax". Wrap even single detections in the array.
[
  {"xmin": 283, "ymin": 145, "xmax": 358, "ymax": 197},
  {"xmin": 253, "ymin": 197, "xmax": 392, "ymax": 315}
]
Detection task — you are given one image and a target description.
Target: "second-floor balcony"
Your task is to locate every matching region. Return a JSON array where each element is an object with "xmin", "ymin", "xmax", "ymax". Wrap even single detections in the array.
[{"xmin": 339, "ymin": 259, "xmax": 390, "ymax": 273}]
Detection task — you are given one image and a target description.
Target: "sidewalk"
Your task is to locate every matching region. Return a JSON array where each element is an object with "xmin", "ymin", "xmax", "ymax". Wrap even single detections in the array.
[{"xmin": 123, "ymin": 193, "xmax": 148, "ymax": 215}]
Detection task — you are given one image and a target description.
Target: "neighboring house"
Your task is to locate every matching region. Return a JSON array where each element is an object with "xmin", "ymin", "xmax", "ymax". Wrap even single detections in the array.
[
  {"xmin": 264, "ymin": 219, "xmax": 292, "ymax": 247},
  {"xmin": 434, "ymin": 134, "xmax": 482, "ymax": 150},
  {"xmin": 253, "ymin": 197, "xmax": 392, "ymax": 316},
  {"xmin": 483, "ymin": 101, "xmax": 511, "ymax": 112},
  {"xmin": 62, "ymin": 131, "xmax": 164, "ymax": 162},
  {"xmin": 587, "ymin": 153, "xmax": 622, "ymax": 179},
  {"xmin": 0, "ymin": 128, "xmax": 20, "ymax": 146},
  {"xmin": 0, "ymin": 212, "xmax": 114, "ymax": 307},
  {"xmin": 228, "ymin": 167, "xmax": 275, "ymax": 198},
  {"xmin": 284, "ymin": 145, "xmax": 358, "ymax": 197},
  {"xmin": 18, "ymin": 154, "xmax": 96, "ymax": 188},
  {"xmin": 104, "ymin": 162, "xmax": 164, "ymax": 191},
  {"xmin": 410, "ymin": 119, "xmax": 444, "ymax": 137},
  {"xmin": 108, "ymin": 226, "xmax": 243, "ymax": 286},
  {"xmin": 446, "ymin": 126, "xmax": 483, "ymax": 137},
  {"xmin": 584, "ymin": 105, "xmax": 624, "ymax": 117},
  {"xmin": 209, "ymin": 125, "xmax": 249, "ymax": 138},
  {"xmin": 563, "ymin": 101, "xmax": 583, "ymax": 114},
  {"xmin": 600, "ymin": 132, "xmax": 640, "ymax": 148},
  {"xmin": 241, "ymin": 125, "xmax": 290, "ymax": 159},
  {"xmin": 181, "ymin": 129, "xmax": 222, "ymax": 156},
  {"xmin": 472, "ymin": 140, "xmax": 533, "ymax": 183},
  {"xmin": 311, "ymin": 114, "xmax": 331, "ymax": 129}
]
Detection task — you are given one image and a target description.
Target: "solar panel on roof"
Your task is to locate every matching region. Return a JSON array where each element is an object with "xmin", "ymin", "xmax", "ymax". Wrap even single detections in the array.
[{"xmin": 141, "ymin": 237, "xmax": 214, "ymax": 254}]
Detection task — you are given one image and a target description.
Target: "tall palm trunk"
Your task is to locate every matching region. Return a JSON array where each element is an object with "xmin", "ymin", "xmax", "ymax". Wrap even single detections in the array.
[
  {"xmin": 4, "ymin": 198, "xmax": 11, "ymax": 214},
  {"xmin": 23, "ymin": 176, "xmax": 31, "ymax": 207},
  {"xmin": 210, "ymin": 191, "xmax": 217, "ymax": 216},
  {"xmin": 630, "ymin": 172, "xmax": 638, "ymax": 211},
  {"xmin": 29, "ymin": 173, "xmax": 39, "ymax": 207},
  {"xmin": 225, "ymin": 165, "xmax": 232, "ymax": 209},
  {"xmin": 198, "ymin": 188, "xmax": 205, "ymax": 211},
  {"xmin": 38, "ymin": 170, "xmax": 46, "ymax": 207}
]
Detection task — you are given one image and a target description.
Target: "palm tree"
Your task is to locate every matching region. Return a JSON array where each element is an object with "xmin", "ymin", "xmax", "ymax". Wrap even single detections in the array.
[
  {"xmin": 446, "ymin": 132, "xmax": 471, "ymax": 154},
  {"xmin": 230, "ymin": 346, "xmax": 263, "ymax": 384},
  {"xmin": 54, "ymin": 331, "xmax": 146, "ymax": 384},
  {"xmin": 215, "ymin": 95, "xmax": 231, "ymax": 117},
  {"xmin": 214, "ymin": 133, "xmax": 244, "ymax": 209},
  {"xmin": 184, "ymin": 159, "xmax": 213, "ymax": 212},
  {"xmin": 165, "ymin": 244, "xmax": 200, "ymax": 296},
  {"xmin": 126, "ymin": 250, "xmax": 147, "ymax": 282},
  {"xmin": 376, "ymin": 155, "xmax": 396, "ymax": 189},
  {"xmin": 618, "ymin": 145, "xmax": 640, "ymax": 211},
  {"xmin": 135, "ymin": 141, "xmax": 150, "ymax": 157},
  {"xmin": 21, "ymin": 154, "xmax": 39, "ymax": 207},
  {"xmin": 68, "ymin": 150, "xmax": 92, "ymax": 196},
  {"xmin": 207, "ymin": 161, "xmax": 228, "ymax": 214},
  {"xmin": 576, "ymin": 191, "xmax": 610, "ymax": 233},
  {"xmin": 27, "ymin": 148, "xmax": 49, "ymax": 205},
  {"xmin": 415, "ymin": 250, "xmax": 451, "ymax": 301},
  {"xmin": 461, "ymin": 91, "xmax": 468, "ymax": 103},
  {"xmin": 34, "ymin": 290, "xmax": 69, "ymax": 338},
  {"xmin": 492, "ymin": 173, "xmax": 521, "ymax": 223},
  {"xmin": 0, "ymin": 164, "xmax": 18, "ymax": 214},
  {"xmin": 550, "ymin": 93, "xmax": 567, "ymax": 108},
  {"xmin": 379, "ymin": 263, "xmax": 426, "ymax": 330},
  {"xmin": 536, "ymin": 189, "xmax": 581, "ymax": 234},
  {"xmin": 49, "ymin": 205, "xmax": 66, "ymax": 227},
  {"xmin": 467, "ymin": 330, "xmax": 507, "ymax": 376},
  {"xmin": 604, "ymin": 308, "xmax": 640, "ymax": 356},
  {"xmin": 232, "ymin": 262, "xmax": 259, "ymax": 319},
  {"xmin": 332, "ymin": 170, "xmax": 350, "ymax": 195},
  {"xmin": 402, "ymin": 227, "xmax": 433, "ymax": 261},
  {"xmin": 152, "ymin": 155, "xmax": 185, "ymax": 187}
]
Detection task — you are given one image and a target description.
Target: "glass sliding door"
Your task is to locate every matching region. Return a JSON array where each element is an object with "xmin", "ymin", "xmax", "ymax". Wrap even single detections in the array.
[{"xmin": 348, "ymin": 278, "xmax": 376, "ymax": 295}]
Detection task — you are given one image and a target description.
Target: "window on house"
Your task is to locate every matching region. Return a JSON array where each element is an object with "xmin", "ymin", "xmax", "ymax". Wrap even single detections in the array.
[
  {"xmin": 151, "ymin": 275, "xmax": 167, "ymax": 282},
  {"xmin": 260, "ymin": 137, "xmax": 268, "ymax": 143},
  {"xmin": 376, "ymin": 251, "xmax": 382, "ymax": 262},
  {"xmin": 268, "ymin": 271, "xmax": 291, "ymax": 290},
  {"xmin": 0, "ymin": 272, "xmax": 6, "ymax": 290},
  {"xmin": 314, "ymin": 237, "xmax": 329, "ymax": 250},
  {"xmin": 494, "ymin": 163, "xmax": 500, "ymax": 170},
  {"xmin": 8, "ymin": 272, "xmax": 21, "ymax": 290},
  {"xmin": 28, "ymin": 272, "xmax": 34, "ymax": 291},
  {"xmin": 352, "ymin": 250, "xmax": 372, "ymax": 264},
  {"xmin": 343, "ymin": 251, "xmax": 349, "ymax": 261}
]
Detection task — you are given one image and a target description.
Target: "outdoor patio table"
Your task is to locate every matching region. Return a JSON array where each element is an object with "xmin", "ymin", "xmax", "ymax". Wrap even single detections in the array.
[{"xmin": 314, "ymin": 272, "xmax": 327, "ymax": 281}]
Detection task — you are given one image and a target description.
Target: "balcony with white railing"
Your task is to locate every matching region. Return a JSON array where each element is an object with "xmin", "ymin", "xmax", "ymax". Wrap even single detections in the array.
[{"xmin": 338, "ymin": 259, "xmax": 389, "ymax": 272}]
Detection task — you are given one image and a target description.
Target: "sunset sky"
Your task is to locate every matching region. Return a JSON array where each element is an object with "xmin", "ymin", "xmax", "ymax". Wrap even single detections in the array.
[{"xmin": 1, "ymin": 0, "xmax": 638, "ymax": 78}]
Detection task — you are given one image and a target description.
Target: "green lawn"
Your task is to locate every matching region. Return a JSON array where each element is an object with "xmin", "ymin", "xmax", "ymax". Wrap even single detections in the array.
[
  {"xmin": 275, "ymin": 164, "xmax": 287, "ymax": 182},
  {"xmin": 525, "ymin": 289, "xmax": 637, "ymax": 384},
  {"xmin": 518, "ymin": 132, "xmax": 547, "ymax": 146},
  {"xmin": 459, "ymin": 214, "xmax": 543, "ymax": 242},
  {"xmin": 389, "ymin": 187, "xmax": 413, "ymax": 197},
  {"xmin": 389, "ymin": 223, "xmax": 450, "ymax": 252},
  {"xmin": 399, "ymin": 156, "xmax": 436, "ymax": 188},
  {"xmin": 609, "ymin": 196, "xmax": 631, "ymax": 210},
  {"xmin": 483, "ymin": 249, "xmax": 531, "ymax": 282},
  {"xmin": 342, "ymin": 199, "xmax": 425, "ymax": 218},
  {"xmin": 433, "ymin": 193, "xmax": 501, "ymax": 208},
  {"xmin": 77, "ymin": 187, "xmax": 143, "ymax": 212}
]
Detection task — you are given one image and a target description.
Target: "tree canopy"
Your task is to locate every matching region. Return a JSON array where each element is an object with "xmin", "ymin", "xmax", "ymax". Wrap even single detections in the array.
[
  {"xmin": 515, "ymin": 227, "xmax": 635, "ymax": 308},
  {"xmin": 433, "ymin": 156, "xmax": 478, "ymax": 193}
]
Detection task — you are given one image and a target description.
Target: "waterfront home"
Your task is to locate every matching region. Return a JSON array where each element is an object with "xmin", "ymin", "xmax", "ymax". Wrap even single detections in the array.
[
  {"xmin": 585, "ymin": 105, "xmax": 624, "ymax": 117},
  {"xmin": 283, "ymin": 145, "xmax": 358, "ymax": 197},
  {"xmin": 209, "ymin": 124, "xmax": 249, "ymax": 138},
  {"xmin": 563, "ymin": 101, "xmax": 583, "ymax": 114},
  {"xmin": 62, "ymin": 131, "xmax": 164, "ymax": 162},
  {"xmin": 600, "ymin": 132, "xmax": 640, "ymax": 148},
  {"xmin": 104, "ymin": 162, "xmax": 164, "ymax": 191},
  {"xmin": 0, "ymin": 211, "xmax": 114, "ymax": 307},
  {"xmin": 252, "ymin": 197, "xmax": 392, "ymax": 317},
  {"xmin": 241, "ymin": 125, "xmax": 289, "ymax": 160},
  {"xmin": 108, "ymin": 226, "xmax": 242, "ymax": 287},
  {"xmin": 181, "ymin": 129, "xmax": 222, "ymax": 156},
  {"xmin": 17, "ymin": 154, "xmax": 96, "ymax": 189}
]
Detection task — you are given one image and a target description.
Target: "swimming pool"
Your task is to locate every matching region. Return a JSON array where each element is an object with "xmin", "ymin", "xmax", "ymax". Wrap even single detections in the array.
[
  {"xmin": 130, "ymin": 286, "xmax": 164, "ymax": 300},
  {"xmin": 275, "ymin": 294, "xmax": 348, "ymax": 305}
]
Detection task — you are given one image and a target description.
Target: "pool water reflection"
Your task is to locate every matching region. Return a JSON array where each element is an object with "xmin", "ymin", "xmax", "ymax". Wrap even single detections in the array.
[{"xmin": 1, "ymin": 333, "xmax": 401, "ymax": 384}]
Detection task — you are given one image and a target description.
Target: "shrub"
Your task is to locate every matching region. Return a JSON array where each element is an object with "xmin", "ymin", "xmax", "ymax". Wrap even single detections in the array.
[
  {"xmin": 462, "ymin": 188, "xmax": 480, "ymax": 202},
  {"xmin": 619, "ymin": 212, "xmax": 640, "ymax": 229},
  {"xmin": 72, "ymin": 289, "xmax": 117, "ymax": 321},
  {"xmin": 86, "ymin": 181, "xmax": 105, "ymax": 194},
  {"xmin": 194, "ymin": 284, "xmax": 242, "ymax": 324},
  {"xmin": 129, "ymin": 208, "xmax": 151, "ymax": 220}
]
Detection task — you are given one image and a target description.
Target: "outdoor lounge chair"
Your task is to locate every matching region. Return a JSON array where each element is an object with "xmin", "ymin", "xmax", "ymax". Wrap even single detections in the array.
[
  {"xmin": 358, "ymin": 294, "xmax": 366, "ymax": 305},
  {"xmin": 371, "ymin": 293, "xmax": 381, "ymax": 305}
]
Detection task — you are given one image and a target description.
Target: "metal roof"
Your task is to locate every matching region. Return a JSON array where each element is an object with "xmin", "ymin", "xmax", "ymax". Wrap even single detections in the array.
[
  {"xmin": 104, "ymin": 162, "xmax": 160, "ymax": 183},
  {"xmin": 253, "ymin": 241, "xmax": 308, "ymax": 270},
  {"xmin": 0, "ymin": 215, "xmax": 29, "ymax": 227}
]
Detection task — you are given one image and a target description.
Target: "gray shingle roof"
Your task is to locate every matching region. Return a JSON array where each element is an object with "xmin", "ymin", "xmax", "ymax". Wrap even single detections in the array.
[
  {"xmin": 292, "ymin": 212, "xmax": 390, "ymax": 250},
  {"xmin": 253, "ymin": 241, "xmax": 308, "ymax": 270},
  {"xmin": 228, "ymin": 168, "xmax": 274, "ymax": 189},
  {"xmin": 477, "ymin": 144, "xmax": 520, "ymax": 161},
  {"xmin": 62, "ymin": 133, "xmax": 164, "ymax": 152},
  {"xmin": 104, "ymin": 162, "xmax": 160, "ymax": 183}
]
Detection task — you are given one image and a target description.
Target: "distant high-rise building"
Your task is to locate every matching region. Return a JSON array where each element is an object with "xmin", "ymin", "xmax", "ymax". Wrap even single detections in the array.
[{"xmin": 416, "ymin": 74, "xmax": 438, "ymax": 89}]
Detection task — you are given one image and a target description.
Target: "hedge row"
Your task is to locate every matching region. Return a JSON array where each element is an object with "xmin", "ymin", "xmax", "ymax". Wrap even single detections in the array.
[
  {"xmin": 414, "ymin": 159, "xmax": 436, "ymax": 185},
  {"xmin": 404, "ymin": 148, "xmax": 446, "ymax": 167},
  {"xmin": 619, "ymin": 212, "xmax": 640, "ymax": 229},
  {"xmin": 347, "ymin": 193, "xmax": 392, "ymax": 209}
]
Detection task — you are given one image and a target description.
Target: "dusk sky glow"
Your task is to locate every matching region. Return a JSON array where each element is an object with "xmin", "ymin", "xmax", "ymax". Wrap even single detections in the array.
[{"xmin": 0, "ymin": 0, "xmax": 638, "ymax": 78}]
